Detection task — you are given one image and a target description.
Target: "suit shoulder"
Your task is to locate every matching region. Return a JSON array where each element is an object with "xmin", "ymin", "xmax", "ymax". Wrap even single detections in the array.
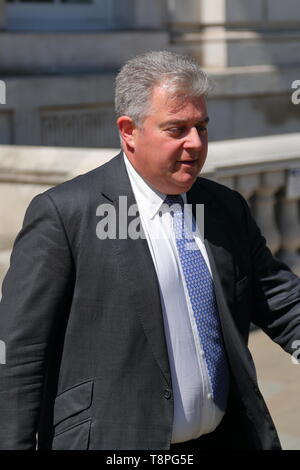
[
  {"xmin": 22, "ymin": 154, "xmax": 122, "ymax": 224},
  {"xmin": 192, "ymin": 176, "xmax": 248, "ymax": 225},
  {"xmin": 46, "ymin": 153, "xmax": 120, "ymax": 200},
  {"xmin": 196, "ymin": 176, "xmax": 243, "ymax": 203}
]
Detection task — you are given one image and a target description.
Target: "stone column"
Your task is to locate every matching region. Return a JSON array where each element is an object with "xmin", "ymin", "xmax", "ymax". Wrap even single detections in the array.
[
  {"xmin": 217, "ymin": 175, "xmax": 235, "ymax": 191},
  {"xmin": 235, "ymin": 173, "xmax": 259, "ymax": 204},
  {"xmin": 0, "ymin": 0, "xmax": 6, "ymax": 30},
  {"xmin": 169, "ymin": 0, "xmax": 300, "ymax": 68},
  {"xmin": 252, "ymin": 171, "xmax": 284, "ymax": 255}
]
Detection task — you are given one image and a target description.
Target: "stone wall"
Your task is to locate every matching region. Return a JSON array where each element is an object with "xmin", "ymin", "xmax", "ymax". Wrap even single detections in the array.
[
  {"xmin": 0, "ymin": 0, "xmax": 299, "ymax": 146},
  {"xmin": 170, "ymin": 0, "xmax": 300, "ymax": 67},
  {"xmin": 1, "ymin": 63, "xmax": 299, "ymax": 146}
]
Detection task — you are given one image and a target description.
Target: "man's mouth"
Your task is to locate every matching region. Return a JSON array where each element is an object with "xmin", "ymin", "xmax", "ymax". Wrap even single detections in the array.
[{"xmin": 177, "ymin": 160, "xmax": 197, "ymax": 166}]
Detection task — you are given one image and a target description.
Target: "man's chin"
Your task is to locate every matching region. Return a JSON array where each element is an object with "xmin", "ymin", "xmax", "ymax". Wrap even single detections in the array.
[
  {"xmin": 151, "ymin": 173, "xmax": 197, "ymax": 194},
  {"xmin": 171, "ymin": 176, "xmax": 197, "ymax": 193},
  {"xmin": 178, "ymin": 172, "xmax": 198, "ymax": 187}
]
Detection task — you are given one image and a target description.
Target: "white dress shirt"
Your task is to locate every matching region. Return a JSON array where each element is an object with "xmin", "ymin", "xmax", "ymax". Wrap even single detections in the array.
[{"xmin": 123, "ymin": 153, "xmax": 225, "ymax": 443}]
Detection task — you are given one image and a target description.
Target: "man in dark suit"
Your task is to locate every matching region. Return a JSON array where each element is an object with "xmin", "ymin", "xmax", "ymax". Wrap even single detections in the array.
[{"xmin": 0, "ymin": 51, "xmax": 299, "ymax": 450}]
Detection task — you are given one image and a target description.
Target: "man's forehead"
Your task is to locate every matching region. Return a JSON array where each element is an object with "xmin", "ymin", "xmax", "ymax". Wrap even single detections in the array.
[
  {"xmin": 150, "ymin": 85, "xmax": 207, "ymax": 115},
  {"xmin": 152, "ymin": 85, "xmax": 206, "ymax": 105}
]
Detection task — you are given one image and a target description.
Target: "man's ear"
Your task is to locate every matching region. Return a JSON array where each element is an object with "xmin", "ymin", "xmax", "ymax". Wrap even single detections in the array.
[{"xmin": 117, "ymin": 116, "xmax": 136, "ymax": 150}]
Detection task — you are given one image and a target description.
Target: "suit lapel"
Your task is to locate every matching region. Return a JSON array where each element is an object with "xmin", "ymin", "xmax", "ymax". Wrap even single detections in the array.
[{"xmin": 100, "ymin": 154, "xmax": 172, "ymax": 386}]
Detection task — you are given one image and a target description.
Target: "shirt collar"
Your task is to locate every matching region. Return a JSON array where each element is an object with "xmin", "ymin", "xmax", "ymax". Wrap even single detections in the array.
[{"xmin": 123, "ymin": 152, "xmax": 187, "ymax": 219}]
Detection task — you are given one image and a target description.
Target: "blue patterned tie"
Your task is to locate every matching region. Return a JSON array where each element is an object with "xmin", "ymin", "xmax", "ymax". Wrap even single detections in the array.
[{"xmin": 165, "ymin": 194, "xmax": 229, "ymax": 411}]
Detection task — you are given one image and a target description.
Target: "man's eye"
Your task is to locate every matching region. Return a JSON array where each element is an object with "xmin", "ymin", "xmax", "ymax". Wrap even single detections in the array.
[
  {"xmin": 196, "ymin": 126, "xmax": 208, "ymax": 135},
  {"xmin": 168, "ymin": 127, "xmax": 185, "ymax": 136},
  {"xmin": 167, "ymin": 125, "xmax": 207, "ymax": 137}
]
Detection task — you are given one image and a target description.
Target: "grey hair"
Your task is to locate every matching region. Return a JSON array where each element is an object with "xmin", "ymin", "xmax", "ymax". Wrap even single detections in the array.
[{"xmin": 115, "ymin": 50, "xmax": 211, "ymax": 127}]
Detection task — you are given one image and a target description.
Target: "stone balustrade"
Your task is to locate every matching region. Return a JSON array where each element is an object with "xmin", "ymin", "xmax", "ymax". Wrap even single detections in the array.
[
  {"xmin": 204, "ymin": 133, "xmax": 300, "ymax": 275},
  {"xmin": 0, "ymin": 132, "xmax": 300, "ymax": 289}
]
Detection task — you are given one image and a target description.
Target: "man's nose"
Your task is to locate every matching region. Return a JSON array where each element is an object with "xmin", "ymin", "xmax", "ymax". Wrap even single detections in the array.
[{"xmin": 183, "ymin": 127, "xmax": 203, "ymax": 150}]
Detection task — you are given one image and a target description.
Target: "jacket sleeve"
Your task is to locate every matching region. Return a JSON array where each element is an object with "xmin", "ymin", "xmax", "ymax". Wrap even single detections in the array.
[
  {"xmin": 237, "ymin": 191, "xmax": 300, "ymax": 356},
  {"xmin": 0, "ymin": 192, "xmax": 74, "ymax": 449}
]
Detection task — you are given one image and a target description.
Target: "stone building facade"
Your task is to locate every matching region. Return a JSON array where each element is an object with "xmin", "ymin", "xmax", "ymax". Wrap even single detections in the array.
[{"xmin": 0, "ymin": 0, "xmax": 299, "ymax": 147}]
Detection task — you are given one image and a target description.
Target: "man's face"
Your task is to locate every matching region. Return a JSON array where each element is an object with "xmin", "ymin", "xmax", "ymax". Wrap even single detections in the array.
[{"xmin": 127, "ymin": 86, "xmax": 209, "ymax": 194}]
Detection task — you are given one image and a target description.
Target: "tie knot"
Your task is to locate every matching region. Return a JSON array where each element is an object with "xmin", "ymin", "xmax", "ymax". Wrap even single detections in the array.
[{"xmin": 164, "ymin": 194, "xmax": 184, "ymax": 209}]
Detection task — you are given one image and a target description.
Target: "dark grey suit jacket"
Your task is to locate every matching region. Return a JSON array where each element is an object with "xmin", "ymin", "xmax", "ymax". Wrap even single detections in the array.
[{"xmin": 0, "ymin": 153, "xmax": 299, "ymax": 450}]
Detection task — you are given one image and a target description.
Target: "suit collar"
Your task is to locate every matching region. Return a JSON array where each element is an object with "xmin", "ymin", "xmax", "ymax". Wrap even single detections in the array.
[
  {"xmin": 99, "ymin": 152, "xmax": 135, "ymax": 207},
  {"xmin": 123, "ymin": 152, "xmax": 167, "ymax": 219}
]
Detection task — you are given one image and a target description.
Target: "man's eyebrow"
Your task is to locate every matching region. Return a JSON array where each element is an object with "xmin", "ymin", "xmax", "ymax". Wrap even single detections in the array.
[{"xmin": 159, "ymin": 116, "xmax": 210, "ymax": 127}]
